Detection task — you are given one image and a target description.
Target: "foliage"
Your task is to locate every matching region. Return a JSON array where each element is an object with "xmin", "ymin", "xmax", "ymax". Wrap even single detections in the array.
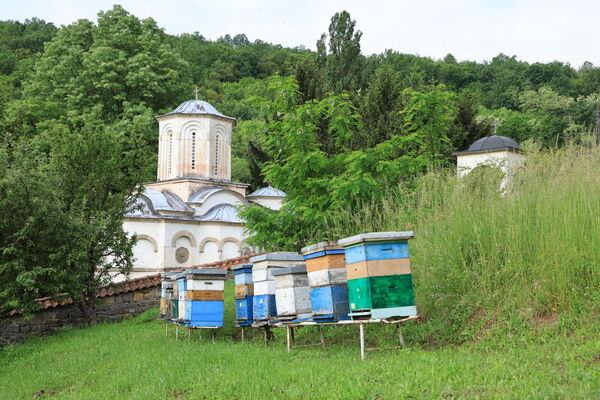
[
  {"xmin": 0, "ymin": 111, "xmax": 139, "ymax": 321},
  {"xmin": 316, "ymin": 10, "xmax": 364, "ymax": 95},
  {"xmin": 240, "ymin": 79, "xmax": 456, "ymax": 249}
]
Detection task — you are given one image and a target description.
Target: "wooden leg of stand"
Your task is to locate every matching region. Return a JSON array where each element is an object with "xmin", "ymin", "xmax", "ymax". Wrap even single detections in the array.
[
  {"xmin": 359, "ymin": 323, "xmax": 365, "ymax": 360},
  {"xmin": 286, "ymin": 326, "xmax": 291, "ymax": 352},
  {"xmin": 319, "ymin": 326, "xmax": 325, "ymax": 348},
  {"xmin": 397, "ymin": 324, "xmax": 405, "ymax": 348}
]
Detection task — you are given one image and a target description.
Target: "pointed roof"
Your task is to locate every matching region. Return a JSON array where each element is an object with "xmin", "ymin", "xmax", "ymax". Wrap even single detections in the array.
[
  {"xmin": 246, "ymin": 186, "xmax": 286, "ymax": 198},
  {"xmin": 156, "ymin": 99, "xmax": 235, "ymax": 121}
]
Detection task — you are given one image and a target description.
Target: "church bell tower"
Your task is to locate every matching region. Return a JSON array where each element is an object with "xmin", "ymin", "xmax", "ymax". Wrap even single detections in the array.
[{"xmin": 155, "ymin": 93, "xmax": 235, "ymax": 181}]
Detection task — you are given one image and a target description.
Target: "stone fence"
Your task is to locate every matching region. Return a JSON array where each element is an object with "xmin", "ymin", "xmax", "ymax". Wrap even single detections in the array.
[
  {"xmin": 0, "ymin": 253, "xmax": 260, "ymax": 346},
  {"xmin": 0, "ymin": 275, "xmax": 161, "ymax": 346}
]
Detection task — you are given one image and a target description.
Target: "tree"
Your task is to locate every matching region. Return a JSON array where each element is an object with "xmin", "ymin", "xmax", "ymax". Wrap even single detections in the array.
[
  {"xmin": 1, "ymin": 5, "xmax": 191, "ymax": 144},
  {"xmin": 316, "ymin": 11, "xmax": 364, "ymax": 94},
  {"xmin": 0, "ymin": 112, "xmax": 140, "ymax": 323},
  {"xmin": 240, "ymin": 77, "xmax": 436, "ymax": 250},
  {"xmin": 358, "ymin": 63, "xmax": 403, "ymax": 148},
  {"xmin": 402, "ymin": 86, "xmax": 457, "ymax": 169}
]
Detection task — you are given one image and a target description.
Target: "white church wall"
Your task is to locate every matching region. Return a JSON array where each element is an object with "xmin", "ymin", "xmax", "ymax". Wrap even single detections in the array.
[
  {"xmin": 193, "ymin": 190, "xmax": 247, "ymax": 216},
  {"xmin": 456, "ymin": 150, "xmax": 524, "ymax": 178},
  {"xmin": 202, "ymin": 240, "xmax": 220, "ymax": 263},
  {"xmin": 221, "ymin": 240, "xmax": 241, "ymax": 259},
  {"xmin": 249, "ymin": 197, "xmax": 284, "ymax": 211}
]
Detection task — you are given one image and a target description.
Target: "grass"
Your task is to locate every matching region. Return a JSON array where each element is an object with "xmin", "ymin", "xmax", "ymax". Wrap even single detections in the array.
[
  {"xmin": 0, "ymin": 282, "xmax": 598, "ymax": 400},
  {"xmin": 2, "ymin": 144, "xmax": 600, "ymax": 398},
  {"xmin": 320, "ymin": 145, "xmax": 600, "ymax": 345}
]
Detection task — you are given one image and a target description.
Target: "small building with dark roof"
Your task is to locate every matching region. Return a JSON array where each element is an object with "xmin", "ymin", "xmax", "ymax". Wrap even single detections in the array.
[{"xmin": 453, "ymin": 135, "xmax": 525, "ymax": 182}]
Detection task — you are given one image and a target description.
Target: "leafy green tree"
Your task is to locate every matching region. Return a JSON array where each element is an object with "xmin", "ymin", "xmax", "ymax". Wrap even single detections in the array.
[
  {"xmin": 316, "ymin": 11, "xmax": 364, "ymax": 94},
  {"xmin": 0, "ymin": 112, "xmax": 140, "ymax": 322},
  {"xmin": 358, "ymin": 63, "xmax": 403, "ymax": 148},
  {"xmin": 2, "ymin": 5, "xmax": 191, "ymax": 143},
  {"xmin": 0, "ymin": 143, "xmax": 72, "ymax": 315},
  {"xmin": 240, "ymin": 77, "xmax": 443, "ymax": 250},
  {"xmin": 402, "ymin": 86, "xmax": 457, "ymax": 169},
  {"xmin": 449, "ymin": 92, "xmax": 491, "ymax": 152}
]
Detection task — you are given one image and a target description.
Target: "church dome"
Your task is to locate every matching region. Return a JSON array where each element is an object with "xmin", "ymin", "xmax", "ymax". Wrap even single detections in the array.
[
  {"xmin": 157, "ymin": 99, "xmax": 235, "ymax": 120},
  {"xmin": 246, "ymin": 186, "xmax": 286, "ymax": 198},
  {"xmin": 468, "ymin": 136, "xmax": 520, "ymax": 152}
]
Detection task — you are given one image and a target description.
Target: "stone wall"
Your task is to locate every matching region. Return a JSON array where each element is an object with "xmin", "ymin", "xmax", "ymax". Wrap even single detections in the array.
[{"xmin": 0, "ymin": 286, "xmax": 160, "ymax": 346}]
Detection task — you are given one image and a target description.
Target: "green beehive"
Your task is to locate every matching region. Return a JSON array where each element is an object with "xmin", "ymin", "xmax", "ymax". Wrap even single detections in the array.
[{"xmin": 339, "ymin": 232, "xmax": 417, "ymax": 319}]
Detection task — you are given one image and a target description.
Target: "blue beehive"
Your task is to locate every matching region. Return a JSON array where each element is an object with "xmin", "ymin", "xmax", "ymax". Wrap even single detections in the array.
[
  {"xmin": 301, "ymin": 241, "xmax": 350, "ymax": 322},
  {"xmin": 232, "ymin": 264, "xmax": 254, "ymax": 326},
  {"xmin": 309, "ymin": 285, "xmax": 350, "ymax": 316},
  {"xmin": 253, "ymin": 294, "xmax": 277, "ymax": 320},
  {"xmin": 184, "ymin": 268, "xmax": 227, "ymax": 327}
]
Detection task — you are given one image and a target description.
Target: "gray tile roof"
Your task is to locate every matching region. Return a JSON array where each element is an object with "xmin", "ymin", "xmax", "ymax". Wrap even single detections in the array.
[
  {"xmin": 196, "ymin": 204, "xmax": 243, "ymax": 223},
  {"xmin": 156, "ymin": 100, "xmax": 235, "ymax": 120}
]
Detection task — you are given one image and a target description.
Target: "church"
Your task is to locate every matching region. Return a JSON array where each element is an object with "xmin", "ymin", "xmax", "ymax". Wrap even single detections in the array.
[{"xmin": 121, "ymin": 97, "xmax": 285, "ymax": 280}]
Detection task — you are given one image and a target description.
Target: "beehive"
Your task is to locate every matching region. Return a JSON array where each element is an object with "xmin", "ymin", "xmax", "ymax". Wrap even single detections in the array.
[
  {"xmin": 300, "ymin": 241, "xmax": 350, "ymax": 321},
  {"xmin": 339, "ymin": 231, "xmax": 416, "ymax": 319},
  {"xmin": 184, "ymin": 268, "xmax": 227, "ymax": 327},
  {"xmin": 159, "ymin": 282, "xmax": 173, "ymax": 318},
  {"xmin": 175, "ymin": 274, "xmax": 187, "ymax": 322},
  {"xmin": 171, "ymin": 277, "xmax": 179, "ymax": 320},
  {"xmin": 231, "ymin": 264, "xmax": 254, "ymax": 326},
  {"xmin": 160, "ymin": 272, "xmax": 177, "ymax": 319},
  {"xmin": 272, "ymin": 265, "xmax": 311, "ymax": 318},
  {"xmin": 250, "ymin": 252, "xmax": 305, "ymax": 321}
]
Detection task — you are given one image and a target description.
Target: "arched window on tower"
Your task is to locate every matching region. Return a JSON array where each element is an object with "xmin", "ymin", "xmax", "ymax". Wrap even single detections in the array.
[
  {"xmin": 213, "ymin": 134, "xmax": 220, "ymax": 177},
  {"xmin": 191, "ymin": 131, "xmax": 196, "ymax": 170},
  {"xmin": 168, "ymin": 130, "xmax": 173, "ymax": 176}
]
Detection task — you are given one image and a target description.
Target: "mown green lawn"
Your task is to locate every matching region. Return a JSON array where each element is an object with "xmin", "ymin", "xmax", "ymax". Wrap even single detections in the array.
[{"xmin": 0, "ymin": 311, "xmax": 598, "ymax": 400}]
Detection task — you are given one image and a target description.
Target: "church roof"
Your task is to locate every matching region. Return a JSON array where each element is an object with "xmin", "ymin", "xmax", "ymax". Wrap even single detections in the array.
[
  {"xmin": 156, "ymin": 99, "xmax": 235, "ymax": 120},
  {"xmin": 246, "ymin": 186, "xmax": 286, "ymax": 198},
  {"xmin": 125, "ymin": 189, "xmax": 194, "ymax": 218},
  {"xmin": 453, "ymin": 135, "xmax": 521, "ymax": 156},
  {"xmin": 188, "ymin": 186, "xmax": 245, "ymax": 204},
  {"xmin": 196, "ymin": 204, "xmax": 244, "ymax": 223}
]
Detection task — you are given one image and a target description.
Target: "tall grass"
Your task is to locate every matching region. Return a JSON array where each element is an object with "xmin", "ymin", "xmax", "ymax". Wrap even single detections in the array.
[{"xmin": 321, "ymin": 145, "xmax": 600, "ymax": 343}]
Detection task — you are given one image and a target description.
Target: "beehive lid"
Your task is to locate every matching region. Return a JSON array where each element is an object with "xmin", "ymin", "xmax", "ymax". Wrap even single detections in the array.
[
  {"xmin": 173, "ymin": 273, "xmax": 186, "ymax": 280},
  {"xmin": 162, "ymin": 282, "xmax": 173, "ymax": 288},
  {"xmin": 160, "ymin": 272, "xmax": 179, "ymax": 281},
  {"xmin": 231, "ymin": 263, "xmax": 253, "ymax": 272},
  {"xmin": 300, "ymin": 240, "xmax": 343, "ymax": 255},
  {"xmin": 184, "ymin": 268, "xmax": 227, "ymax": 279},
  {"xmin": 271, "ymin": 264, "xmax": 307, "ymax": 276},
  {"xmin": 250, "ymin": 252, "xmax": 304, "ymax": 263},
  {"xmin": 338, "ymin": 231, "xmax": 414, "ymax": 247}
]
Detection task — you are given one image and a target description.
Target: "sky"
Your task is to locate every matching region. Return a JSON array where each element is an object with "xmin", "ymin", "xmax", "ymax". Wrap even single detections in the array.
[{"xmin": 2, "ymin": 0, "xmax": 599, "ymax": 68}]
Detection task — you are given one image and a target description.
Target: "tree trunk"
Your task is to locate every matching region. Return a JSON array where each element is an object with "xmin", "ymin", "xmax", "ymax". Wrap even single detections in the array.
[{"xmin": 78, "ymin": 301, "xmax": 98, "ymax": 326}]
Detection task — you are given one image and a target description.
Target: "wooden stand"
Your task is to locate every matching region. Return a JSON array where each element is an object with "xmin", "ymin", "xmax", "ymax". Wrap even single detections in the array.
[
  {"xmin": 168, "ymin": 321, "xmax": 219, "ymax": 343},
  {"xmin": 274, "ymin": 315, "xmax": 419, "ymax": 360}
]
